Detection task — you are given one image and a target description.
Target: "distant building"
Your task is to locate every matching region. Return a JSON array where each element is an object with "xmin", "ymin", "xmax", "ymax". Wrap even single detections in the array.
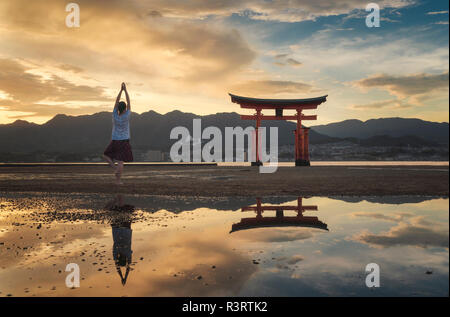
[{"xmin": 144, "ymin": 150, "xmax": 163, "ymax": 162}]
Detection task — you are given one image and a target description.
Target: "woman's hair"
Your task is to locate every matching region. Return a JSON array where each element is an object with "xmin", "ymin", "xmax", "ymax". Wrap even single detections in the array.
[{"xmin": 118, "ymin": 101, "xmax": 127, "ymax": 114}]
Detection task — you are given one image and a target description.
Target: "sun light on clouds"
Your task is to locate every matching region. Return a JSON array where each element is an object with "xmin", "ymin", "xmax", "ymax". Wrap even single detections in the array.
[{"xmin": 0, "ymin": 0, "xmax": 448, "ymax": 124}]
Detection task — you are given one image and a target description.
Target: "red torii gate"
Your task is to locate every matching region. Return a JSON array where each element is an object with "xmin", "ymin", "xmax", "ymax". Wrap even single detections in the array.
[
  {"xmin": 229, "ymin": 197, "xmax": 328, "ymax": 233},
  {"xmin": 229, "ymin": 94, "xmax": 328, "ymax": 166}
]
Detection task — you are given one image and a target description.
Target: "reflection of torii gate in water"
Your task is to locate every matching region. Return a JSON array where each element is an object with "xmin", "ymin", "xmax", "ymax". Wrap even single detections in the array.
[
  {"xmin": 229, "ymin": 94, "xmax": 328, "ymax": 166},
  {"xmin": 229, "ymin": 197, "xmax": 328, "ymax": 233}
]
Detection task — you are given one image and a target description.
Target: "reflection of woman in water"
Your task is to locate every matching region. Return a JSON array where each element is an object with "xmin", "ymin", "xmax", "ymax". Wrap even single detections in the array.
[
  {"xmin": 103, "ymin": 82, "xmax": 133, "ymax": 185},
  {"xmin": 105, "ymin": 194, "xmax": 135, "ymax": 286}
]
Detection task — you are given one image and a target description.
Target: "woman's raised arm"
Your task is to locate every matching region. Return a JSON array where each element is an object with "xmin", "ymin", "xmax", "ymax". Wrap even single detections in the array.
[
  {"xmin": 123, "ymin": 84, "xmax": 131, "ymax": 111},
  {"xmin": 114, "ymin": 84, "xmax": 124, "ymax": 111}
]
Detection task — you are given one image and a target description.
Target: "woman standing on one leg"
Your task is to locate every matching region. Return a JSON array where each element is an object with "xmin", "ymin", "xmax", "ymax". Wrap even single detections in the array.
[{"xmin": 103, "ymin": 82, "xmax": 133, "ymax": 185}]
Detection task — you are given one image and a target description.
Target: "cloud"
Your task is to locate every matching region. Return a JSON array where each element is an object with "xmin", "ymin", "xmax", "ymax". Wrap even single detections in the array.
[
  {"xmin": 57, "ymin": 64, "xmax": 84, "ymax": 73},
  {"xmin": 351, "ymin": 211, "xmax": 413, "ymax": 222},
  {"xmin": 137, "ymin": 0, "xmax": 415, "ymax": 22},
  {"xmin": 275, "ymin": 54, "xmax": 289, "ymax": 59},
  {"xmin": 352, "ymin": 216, "xmax": 449, "ymax": 249},
  {"xmin": 0, "ymin": 58, "xmax": 109, "ymax": 103},
  {"xmin": 0, "ymin": 58, "xmax": 110, "ymax": 117},
  {"xmin": 128, "ymin": 234, "xmax": 257, "ymax": 296},
  {"xmin": 288, "ymin": 28, "xmax": 448, "ymax": 119},
  {"xmin": 380, "ymin": 16, "xmax": 401, "ymax": 23},
  {"xmin": 351, "ymin": 98, "xmax": 413, "ymax": 110},
  {"xmin": 148, "ymin": 25, "xmax": 256, "ymax": 82},
  {"xmin": 147, "ymin": 10, "xmax": 163, "ymax": 18},
  {"xmin": 0, "ymin": 196, "xmax": 258, "ymax": 296},
  {"xmin": 0, "ymin": 0, "xmax": 256, "ymax": 85},
  {"xmin": 286, "ymin": 58, "xmax": 302, "ymax": 67},
  {"xmin": 0, "ymin": 0, "xmax": 257, "ymax": 118},
  {"xmin": 276, "ymin": 254, "xmax": 304, "ymax": 265},
  {"xmin": 230, "ymin": 80, "xmax": 312, "ymax": 95},
  {"xmin": 427, "ymin": 11, "xmax": 449, "ymax": 15},
  {"xmin": 354, "ymin": 72, "xmax": 449, "ymax": 98},
  {"xmin": 273, "ymin": 54, "xmax": 302, "ymax": 67},
  {"xmin": 234, "ymin": 227, "xmax": 317, "ymax": 242},
  {"xmin": 0, "ymin": 0, "xmax": 446, "ymax": 124},
  {"xmin": 0, "ymin": 100, "xmax": 110, "ymax": 118}
]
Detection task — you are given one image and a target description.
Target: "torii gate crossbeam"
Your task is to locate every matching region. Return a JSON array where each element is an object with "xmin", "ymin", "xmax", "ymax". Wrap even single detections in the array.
[{"xmin": 229, "ymin": 94, "xmax": 328, "ymax": 166}]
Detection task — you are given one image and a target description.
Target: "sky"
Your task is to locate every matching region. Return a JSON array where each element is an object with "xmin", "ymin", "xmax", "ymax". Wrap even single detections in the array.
[{"xmin": 0, "ymin": 0, "xmax": 448, "ymax": 125}]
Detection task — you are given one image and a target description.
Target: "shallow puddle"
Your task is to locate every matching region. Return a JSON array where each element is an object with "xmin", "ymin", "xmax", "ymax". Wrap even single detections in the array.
[{"xmin": 0, "ymin": 193, "xmax": 448, "ymax": 296}]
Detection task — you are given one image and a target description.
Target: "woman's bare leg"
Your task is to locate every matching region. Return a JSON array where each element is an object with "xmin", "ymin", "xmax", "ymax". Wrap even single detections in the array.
[
  {"xmin": 115, "ymin": 161, "xmax": 124, "ymax": 185},
  {"xmin": 103, "ymin": 154, "xmax": 116, "ymax": 169}
]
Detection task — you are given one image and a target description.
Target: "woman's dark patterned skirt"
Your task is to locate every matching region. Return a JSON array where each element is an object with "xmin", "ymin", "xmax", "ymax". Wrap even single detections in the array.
[{"xmin": 104, "ymin": 139, "xmax": 134, "ymax": 162}]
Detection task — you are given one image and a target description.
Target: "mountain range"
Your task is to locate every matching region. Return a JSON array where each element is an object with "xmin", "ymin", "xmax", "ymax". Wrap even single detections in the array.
[
  {"xmin": 0, "ymin": 110, "xmax": 447, "ymax": 162},
  {"xmin": 312, "ymin": 118, "xmax": 449, "ymax": 144}
]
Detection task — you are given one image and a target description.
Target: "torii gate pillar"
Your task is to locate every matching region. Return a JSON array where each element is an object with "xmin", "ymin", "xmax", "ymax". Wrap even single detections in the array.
[
  {"xmin": 229, "ymin": 93, "xmax": 327, "ymax": 167},
  {"xmin": 294, "ymin": 127, "xmax": 310, "ymax": 166}
]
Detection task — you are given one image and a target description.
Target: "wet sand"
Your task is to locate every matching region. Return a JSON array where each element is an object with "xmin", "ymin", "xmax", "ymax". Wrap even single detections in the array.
[{"xmin": 0, "ymin": 165, "xmax": 448, "ymax": 196}]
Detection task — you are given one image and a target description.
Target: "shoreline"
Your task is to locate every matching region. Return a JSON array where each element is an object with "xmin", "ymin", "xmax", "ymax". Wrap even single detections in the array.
[
  {"xmin": 0, "ymin": 160, "xmax": 448, "ymax": 167},
  {"xmin": 0, "ymin": 165, "xmax": 447, "ymax": 197}
]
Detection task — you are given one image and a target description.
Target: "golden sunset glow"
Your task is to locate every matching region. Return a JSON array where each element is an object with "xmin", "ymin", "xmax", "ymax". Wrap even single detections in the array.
[{"xmin": 0, "ymin": 0, "xmax": 448, "ymax": 124}]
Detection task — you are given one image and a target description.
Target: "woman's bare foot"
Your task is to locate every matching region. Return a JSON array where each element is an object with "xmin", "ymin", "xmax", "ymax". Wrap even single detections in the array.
[{"xmin": 103, "ymin": 155, "xmax": 116, "ymax": 169}]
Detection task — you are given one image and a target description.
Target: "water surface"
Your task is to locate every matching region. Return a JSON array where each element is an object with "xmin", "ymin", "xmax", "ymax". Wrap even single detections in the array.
[{"xmin": 0, "ymin": 193, "xmax": 448, "ymax": 296}]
